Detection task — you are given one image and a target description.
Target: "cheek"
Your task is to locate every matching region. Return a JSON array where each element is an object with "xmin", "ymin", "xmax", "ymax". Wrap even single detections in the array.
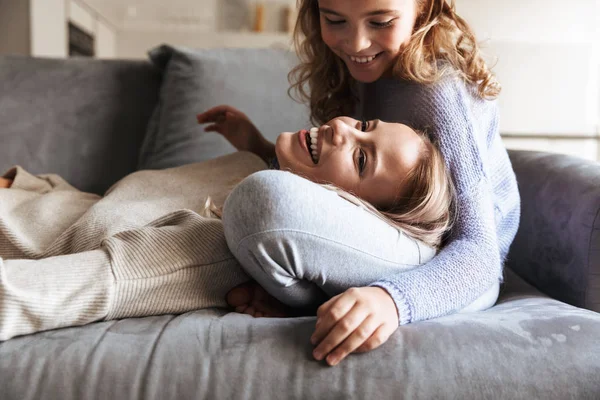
[
  {"xmin": 320, "ymin": 26, "xmax": 340, "ymax": 50},
  {"xmin": 379, "ymin": 29, "xmax": 408, "ymax": 52},
  {"xmin": 274, "ymin": 135, "xmax": 294, "ymax": 168},
  {"xmin": 313, "ymin": 158, "xmax": 354, "ymax": 189}
]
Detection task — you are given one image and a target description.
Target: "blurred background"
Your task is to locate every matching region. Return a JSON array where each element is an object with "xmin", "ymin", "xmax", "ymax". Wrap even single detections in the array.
[{"xmin": 0, "ymin": 0, "xmax": 598, "ymax": 161}]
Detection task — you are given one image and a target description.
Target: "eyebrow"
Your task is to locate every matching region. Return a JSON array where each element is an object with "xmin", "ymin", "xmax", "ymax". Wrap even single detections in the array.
[{"xmin": 319, "ymin": 8, "xmax": 399, "ymax": 17}]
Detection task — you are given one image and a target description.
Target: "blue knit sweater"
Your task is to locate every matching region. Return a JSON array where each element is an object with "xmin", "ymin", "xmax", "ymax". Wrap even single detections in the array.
[{"xmin": 360, "ymin": 76, "xmax": 521, "ymax": 325}]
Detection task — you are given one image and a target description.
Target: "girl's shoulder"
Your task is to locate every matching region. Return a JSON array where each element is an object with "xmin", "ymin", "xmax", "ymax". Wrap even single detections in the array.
[
  {"xmin": 361, "ymin": 73, "xmax": 497, "ymax": 128},
  {"xmin": 364, "ymin": 73, "xmax": 495, "ymax": 108},
  {"xmin": 419, "ymin": 74, "xmax": 499, "ymax": 127},
  {"xmin": 424, "ymin": 73, "xmax": 492, "ymax": 104}
]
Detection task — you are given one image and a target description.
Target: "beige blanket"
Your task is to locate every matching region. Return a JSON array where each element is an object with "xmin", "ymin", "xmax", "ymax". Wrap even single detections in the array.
[{"xmin": 0, "ymin": 152, "xmax": 266, "ymax": 340}]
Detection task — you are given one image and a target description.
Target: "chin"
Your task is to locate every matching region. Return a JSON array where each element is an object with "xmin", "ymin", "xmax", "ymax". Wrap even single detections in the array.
[
  {"xmin": 347, "ymin": 70, "xmax": 383, "ymax": 83},
  {"xmin": 351, "ymin": 72, "xmax": 382, "ymax": 83}
]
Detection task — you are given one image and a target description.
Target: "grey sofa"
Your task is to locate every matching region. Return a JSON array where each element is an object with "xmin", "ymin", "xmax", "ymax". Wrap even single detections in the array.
[{"xmin": 0, "ymin": 54, "xmax": 599, "ymax": 400}]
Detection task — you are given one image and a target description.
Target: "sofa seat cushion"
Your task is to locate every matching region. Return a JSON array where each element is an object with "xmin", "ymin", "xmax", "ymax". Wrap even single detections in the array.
[{"xmin": 0, "ymin": 269, "xmax": 598, "ymax": 400}]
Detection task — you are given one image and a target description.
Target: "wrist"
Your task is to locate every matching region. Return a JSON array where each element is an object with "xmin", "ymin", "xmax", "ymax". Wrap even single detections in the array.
[
  {"xmin": 372, "ymin": 285, "xmax": 402, "ymax": 325},
  {"xmin": 253, "ymin": 135, "xmax": 276, "ymax": 163}
]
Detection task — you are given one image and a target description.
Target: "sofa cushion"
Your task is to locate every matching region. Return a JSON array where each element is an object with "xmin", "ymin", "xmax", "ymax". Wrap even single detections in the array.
[
  {"xmin": 0, "ymin": 56, "xmax": 160, "ymax": 194},
  {"xmin": 507, "ymin": 150, "xmax": 600, "ymax": 314},
  {"xmin": 137, "ymin": 45, "xmax": 311, "ymax": 170},
  {"xmin": 0, "ymin": 269, "xmax": 599, "ymax": 399}
]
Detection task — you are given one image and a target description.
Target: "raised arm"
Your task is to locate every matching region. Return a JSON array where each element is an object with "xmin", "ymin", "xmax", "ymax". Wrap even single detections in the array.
[{"xmin": 197, "ymin": 105, "xmax": 275, "ymax": 163}]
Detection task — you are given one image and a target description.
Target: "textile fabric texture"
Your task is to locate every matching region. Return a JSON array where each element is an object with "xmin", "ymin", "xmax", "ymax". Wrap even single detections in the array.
[
  {"xmin": 138, "ymin": 45, "xmax": 311, "ymax": 170},
  {"xmin": 507, "ymin": 150, "xmax": 600, "ymax": 313},
  {"xmin": 0, "ymin": 269, "xmax": 598, "ymax": 400},
  {"xmin": 0, "ymin": 56, "xmax": 160, "ymax": 194}
]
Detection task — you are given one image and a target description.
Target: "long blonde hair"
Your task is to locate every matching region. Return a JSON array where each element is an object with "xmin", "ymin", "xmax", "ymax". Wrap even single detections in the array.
[
  {"xmin": 321, "ymin": 129, "xmax": 455, "ymax": 248},
  {"xmin": 204, "ymin": 130, "xmax": 455, "ymax": 249},
  {"xmin": 289, "ymin": 0, "xmax": 500, "ymax": 125}
]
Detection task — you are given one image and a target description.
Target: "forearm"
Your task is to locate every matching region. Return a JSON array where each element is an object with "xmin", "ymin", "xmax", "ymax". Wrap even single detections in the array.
[
  {"xmin": 373, "ymin": 180, "xmax": 502, "ymax": 324},
  {"xmin": 250, "ymin": 135, "xmax": 276, "ymax": 164}
]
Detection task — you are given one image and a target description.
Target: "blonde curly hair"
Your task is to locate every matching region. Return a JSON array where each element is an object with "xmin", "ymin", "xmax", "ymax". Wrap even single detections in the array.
[{"xmin": 289, "ymin": 0, "xmax": 500, "ymax": 125}]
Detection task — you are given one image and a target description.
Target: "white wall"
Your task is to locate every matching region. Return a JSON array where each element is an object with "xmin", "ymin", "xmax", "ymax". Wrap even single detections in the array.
[
  {"xmin": 31, "ymin": 0, "xmax": 67, "ymax": 57},
  {"xmin": 457, "ymin": 0, "xmax": 599, "ymax": 160},
  {"xmin": 69, "ymin": 0, "xmax": 96, "ymax": 34},
  {"xmin": 96, "ymin": 20, "xmax": 117, "ymax": 59},
  {"xmin": 116, "ymin": 0, "xmax": 294, "ymax": 59},
  {"xmin": 117, "ymin": 31, "xmax": 291, "ymax": 59}
]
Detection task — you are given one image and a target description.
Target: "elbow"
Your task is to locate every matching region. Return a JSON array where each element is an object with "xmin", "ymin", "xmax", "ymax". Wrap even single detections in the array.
[{"xmin": 222, "ymin": 170, "xmax": 307, "ymax": 252}]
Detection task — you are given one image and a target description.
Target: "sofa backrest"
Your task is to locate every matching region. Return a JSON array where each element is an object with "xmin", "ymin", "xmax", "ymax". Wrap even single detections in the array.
[{"xmin": 0, "ymin": 56, "xmax": 160, "ymax": 194}]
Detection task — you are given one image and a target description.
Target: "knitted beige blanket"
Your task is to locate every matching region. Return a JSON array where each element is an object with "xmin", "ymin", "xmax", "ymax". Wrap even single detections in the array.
[{"xmin": 0, "ymin": 152, "xmax": 266, "ymax": 340}]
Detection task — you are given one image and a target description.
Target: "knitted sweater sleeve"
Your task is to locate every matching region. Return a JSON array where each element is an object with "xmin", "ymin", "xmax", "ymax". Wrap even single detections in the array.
[{"xmin": 372, "ymin": 78, "xmax": 502, "ymax": 325}]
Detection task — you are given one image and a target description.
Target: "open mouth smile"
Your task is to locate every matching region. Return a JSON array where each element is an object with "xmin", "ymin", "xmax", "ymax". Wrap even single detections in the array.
[
  {"xmin": 348, "ymin": 53, "xmax": 382, "ymax": 65},
  {"xmin": 299, "ymin": 128, "xmax": 322, "ymax": 164}
]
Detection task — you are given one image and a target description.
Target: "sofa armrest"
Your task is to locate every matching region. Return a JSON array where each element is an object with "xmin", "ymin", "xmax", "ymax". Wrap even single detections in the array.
[{"xmin": 506, "ymin": 150, "xmax": 600, "ymax": 313}]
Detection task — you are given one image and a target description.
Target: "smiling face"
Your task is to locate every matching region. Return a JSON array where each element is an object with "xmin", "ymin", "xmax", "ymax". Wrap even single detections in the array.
[
  {"xmin": 318, "ymin": 0, "xmax": 418, "ymax": 83},
  {"xmin": 275, "ymin": 117, "xmax": 424, "ymax": 209}
]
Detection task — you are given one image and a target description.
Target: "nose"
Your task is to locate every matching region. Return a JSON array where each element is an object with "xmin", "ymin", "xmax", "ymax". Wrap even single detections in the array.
[
  {"xmin": 345, "ymin": 27, "xmax": 371, "ymax": 54},
  {"xmin": 330, "ymin": 120, "xmax": 355, "ymax": 148}
]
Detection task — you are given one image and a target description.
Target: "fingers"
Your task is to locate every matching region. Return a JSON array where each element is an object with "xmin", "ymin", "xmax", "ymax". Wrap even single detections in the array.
[
  {"xmin": 203, "ymin": 124, "xmax": 220, "ymax": 133},
  {"xmin": 354, "ymin": 324, "xmax": 394, "ymax": 353},
  {"xmin": 323, "ymin": 315, "xmax": 382, "ymax": 366},
  {"xmin": 311, "ymin": 304, "xmax": 369, "ymax": 362},
  {"xmin": 196, "ymin": 105, "xmax": 229, "ymax": 123},
  {"xmin": 309, "ymin": 287, "xmax": 400, "ymax": 366},
  {"xmin": 311, "ymin": 292, "xmax": 355, "ymax": 346},
  {"xmin": 196, "ymin": 105, "xmax": 239, "ymax": 124}
]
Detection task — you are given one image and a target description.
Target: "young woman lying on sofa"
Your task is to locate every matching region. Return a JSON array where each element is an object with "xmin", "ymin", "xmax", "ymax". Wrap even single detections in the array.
[{"xmin": 0, "ymin": 115, "xmax": 456, "ymax": 344}]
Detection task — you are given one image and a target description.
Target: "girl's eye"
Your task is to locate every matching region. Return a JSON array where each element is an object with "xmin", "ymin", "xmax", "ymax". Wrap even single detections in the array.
[
  {"xmin": 361, "ymin": 120, "xmax": 369, "ymax": 132},
  {"xmin": 324, "ymin": 17, "xmax": 345, "ymax": 25},
  {"xmin": 358, "ymin": 149, "xmax": 367, "ymax": 175},
  {"xmin": 370, "ymin": 19, "xmax": 395, "ymax": 28}
]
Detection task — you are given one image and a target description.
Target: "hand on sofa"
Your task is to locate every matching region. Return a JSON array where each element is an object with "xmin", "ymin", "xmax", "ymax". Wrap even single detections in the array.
[{"xmin": 310, "ymin": 287, "xmax": 399, "ymax": 366}]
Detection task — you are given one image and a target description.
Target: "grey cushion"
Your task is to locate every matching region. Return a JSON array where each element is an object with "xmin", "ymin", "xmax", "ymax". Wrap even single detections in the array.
[
  {"xmin": 507, "ymin": 150, "xmax": 600, "ymax": 314},
  {"xmin": 0, "ymin": 269, "xmax": 599, "ymax": 400},
  {"xmin": 138, "ymin": 45, "xmax": 311, "ymax": 170},
  {"xmin": 0, "ymin": 56, "xmax": 160, "ymax": 194}
]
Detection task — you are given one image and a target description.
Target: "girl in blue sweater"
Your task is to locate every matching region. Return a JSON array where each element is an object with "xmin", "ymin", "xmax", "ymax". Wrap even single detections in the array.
[{"xmin": 197, "ymin": 0, "xmax": 520, "ymax": 367}]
